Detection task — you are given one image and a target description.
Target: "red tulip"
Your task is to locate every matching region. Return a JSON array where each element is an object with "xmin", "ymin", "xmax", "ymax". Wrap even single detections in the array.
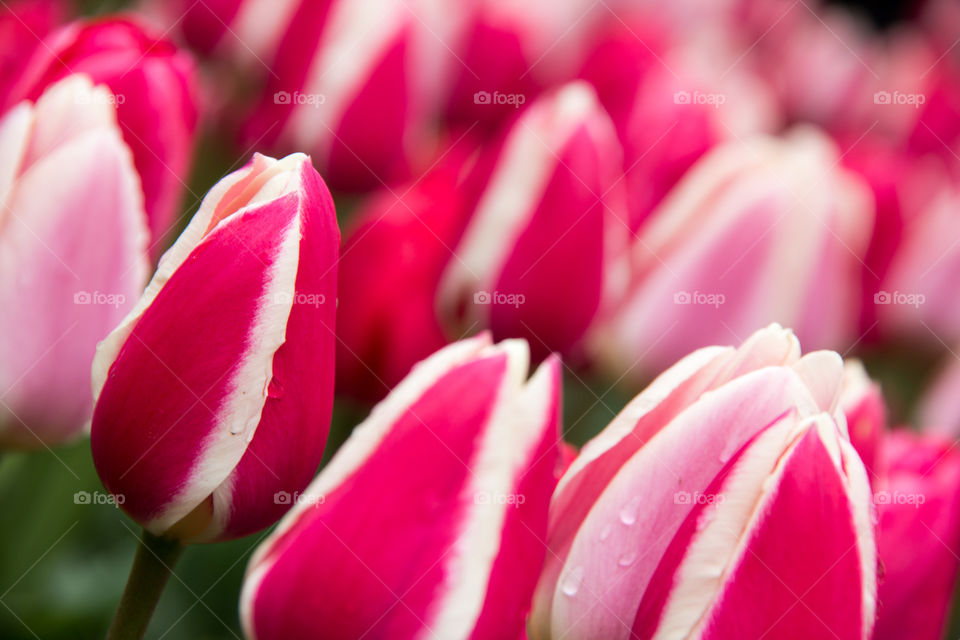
[
  {"xmin": 336, "ymin": 155, "xmax": 471, "ymax": 401},
  {"xmin": 873, "ymin": 430, "xmax": 960, "ymax": 640},
  {"xmin": 241, "ymin": 335, "xmax": 561, "ymax": 639},
  {"xmin": 439, "ymin": 81, "xmax": 628, "ymax": 360},
  {"xmin": 90, "ymin": 152, "xmax": 339, "ymax": 543}
]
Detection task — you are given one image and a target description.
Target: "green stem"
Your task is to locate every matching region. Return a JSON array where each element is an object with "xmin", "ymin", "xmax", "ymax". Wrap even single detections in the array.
[{"xmin": 105, "ymin": 529, "xmax": 184, "ymax": 640}]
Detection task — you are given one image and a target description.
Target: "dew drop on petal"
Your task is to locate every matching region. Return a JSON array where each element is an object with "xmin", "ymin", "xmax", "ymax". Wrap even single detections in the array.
[
  {"xmin": 620, "ymin": 496, "xmax": 642, "ymax": 526},
  {"xmin": 618, "ymin": 552, "xmax": 637, "ymax": 567},
  {"xmin": 561, "ymin": 566, "xmax": 584, "ymax": 597}
]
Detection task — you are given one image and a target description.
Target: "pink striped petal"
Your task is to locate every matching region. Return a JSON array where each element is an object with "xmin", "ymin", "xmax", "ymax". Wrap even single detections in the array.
[
  {"xmin": 241, "ymin": 337, "xmax": 561, "ymax": 639},
  {"xmin": 0, "ymin": 76, "xmax": 148, "ymax": 447},
  {"xmin": 91, "ymin": 153, "xmax": 338, "ymax": 542}
]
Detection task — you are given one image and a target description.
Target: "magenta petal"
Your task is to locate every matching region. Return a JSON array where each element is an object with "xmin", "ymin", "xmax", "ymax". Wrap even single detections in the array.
[
  {"xmin": 699, "ymin": 428, "xmax": 872, "ymax": 640},
  {"xmin": 215, "ymin": 163, "xmax": 339, "ymax": 540}
]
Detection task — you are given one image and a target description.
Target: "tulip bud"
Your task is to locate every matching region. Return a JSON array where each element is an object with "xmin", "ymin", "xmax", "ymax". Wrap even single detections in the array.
[
  {"xmin": 840, "ymin": 359, "xmax": 886, "ymax": 482},
  {"xmin": 336, "ymin": 158, "xmax": 471, "ymax": 401},
  {"xmin": 241, "ymin": 335, "xmax": 561, "ymax": 639},
  {"xmin": 879, "ymin": 181, "xmax": 960, "ymax": 342},
  {"xmin": 445, "ymin": 0, "xmax": 599, "ymax": 130},
  {"xmin": 531, "ymin": 324, "xmax": 877, "ymax": 639},
  {"xmin": 439, "ymin": 81, "xmax": 628, "ymax": 360},
  {"xmin": 245, "ymin": 0, "xmax": 457, "ymax": 191},
  {"xmin": 0, "ymin": 76, "xmax": 148, "ymax": 448},
  {"xmin": 590, "ymin": 127, "xmax": 875, "ymax": 378},
  {"xmin": 90, "ymin": 152, "xmax": 339, "ymax": 543},
  {"xmin": 873, "ymin": 430, "xmax": 960, "ymax": 640},
  {"xmin": 578, "ymin": 11, "xmax": 780, "ymax": 232},
  {"xmin": 5, "ymin": 17, "xmax": 200, "ymax": 253}
]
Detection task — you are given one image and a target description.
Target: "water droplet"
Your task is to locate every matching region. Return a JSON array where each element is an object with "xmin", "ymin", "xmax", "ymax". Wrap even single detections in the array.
[
  {"xmin": 561, "ymin": 566, "xmax": 584, "ymax": 597},
  {"xmin": 599, "ymin": 525, "xmax": 612, "ymax": 541},
  {"xmin": 229, "ymin": 420, "xmax": 244, "ymax": 435},
  {"xmin": 619, "ymin": 496, "xmax": 641, "ymax": 526},
  {"xmin": 618, "ymin": 552, "xmax": 637, "ymax": 567}
]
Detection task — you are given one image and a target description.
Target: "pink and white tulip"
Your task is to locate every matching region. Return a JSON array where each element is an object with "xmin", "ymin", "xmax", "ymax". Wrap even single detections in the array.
[
  {"xmin": 243, "ymin": 0, "xmax": 458, "ymax": 191},
  {"xmin": 531, "ymin": 324, "xmax": 877, "ymax": 639},
  {"xmin": 444, "ymin": 0, "xmax": 599, "ymax": 130},
  {"xmin": 439, "ymin": 81, "xmax": 627, "ymax": 360},
  {"xmin": 873, "ymin": 430, "xmax": 960, "ymax": 640},
  {"xmin": 90, "ymin": 152, "xmax": 339, "ymax": 543},
  {"xmin": 590, "ymin": 128, "xmax": 875, "ymax": 378},
  {"xmin": 241, "ymin": 335, "xmax": 561, "ymax": 639},
  {"xmin": 0, "ymin": 75, "xmax": 148, "ymax": 448},
  {"xmin": 4, "ymin": 17, "xmax": 200, "ymax": 254}
]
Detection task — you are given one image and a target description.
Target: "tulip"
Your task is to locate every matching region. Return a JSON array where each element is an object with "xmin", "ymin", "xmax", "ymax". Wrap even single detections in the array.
[
  {"xmin": 243, "ymin": 0, "xmax": 458, "ymax": 191},
  {"xmin": 578, "ymin": 11, "xmax": 780, "ymax": 231},
  {"xmin": 921, "ymin": 353, "xmax": 960, "ymax": 438},
  {"xmin": 873, "ymin": 430, "xmax": 960, "ymax": 640},
  {"xmin": 840, "ymin": 359, "xmax": 886, "ymax": 482},
  {"xmin": 241, "ymin": 334, "xmax": 561, "ymax": 640},
  {"xmin": 878, "ymin": 179, "xmax": 960, "ymax": 342},
  {"xmin": 444, "ymin": 0, "xmax": 599, "ymax": 131},
  {"xmin": 0, "ymin": 0, "xmax": 66, "ymax": 106},
  {"xmin": 589, "ymin": 127, "xmax": 875, "ymax": 378},
  {"xmin": 0, "ymin": 75, "xmax": 148, "ymax": 448},
  {"xmin": 438, "ymin": 81, "xmax": 628, "ymax": 360},
  {"xmin": 531, "ymin": 324, "xmax": 877, "ymax": 639},
  {"xmin": 90, "ymin": 152, "xmax": 339, "ymax": 544},
  {"xmin": 336, "ymin": 155, "xmax": 471, "ymax": 401},
  {"xmin": 4, "ymin": 17, "xmax": 200, "ymax": 253}
]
